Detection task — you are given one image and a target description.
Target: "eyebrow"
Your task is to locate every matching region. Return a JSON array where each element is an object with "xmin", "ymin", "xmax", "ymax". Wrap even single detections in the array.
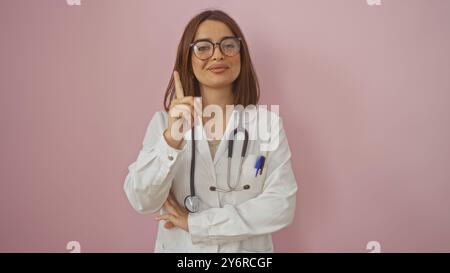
[{"xmin": 192, "ymin": 36, "xmax": 236, "ymax": 43}]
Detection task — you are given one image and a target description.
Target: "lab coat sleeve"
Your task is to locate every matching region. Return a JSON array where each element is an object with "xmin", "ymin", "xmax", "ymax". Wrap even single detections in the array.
[
  {"xmin": 188, "ymin": 117, "xmax": 298, "ymax": 244},
  {"xmin": 123, "ymin": 111, "xmax": 187, "ymax": 214}
]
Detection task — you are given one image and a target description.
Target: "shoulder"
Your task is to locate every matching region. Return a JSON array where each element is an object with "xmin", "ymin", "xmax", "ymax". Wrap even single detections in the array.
[
  {"xmin": 239, "ymin": 105, "xmax": 284, "ymax": 148},
  {"xmin": 242, "ymin": 105, "xmax": 282, "ymax": 128},
  {"xmin": 143, "ymin": 110, "xmax": 169, "ymax": 138},
  {"xmin": 149, "ymin": 110, "xmax": 169, "ymax": 126}
]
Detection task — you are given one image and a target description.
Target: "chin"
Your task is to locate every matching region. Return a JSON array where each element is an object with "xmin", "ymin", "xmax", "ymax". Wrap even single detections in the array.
[
  {"xmin": 200, "ymin": 76, "xmax": 233, "ymax": 87},
  {"xmin": 205, "ymin": 80, "xmax": 233, "ymax": 89}
]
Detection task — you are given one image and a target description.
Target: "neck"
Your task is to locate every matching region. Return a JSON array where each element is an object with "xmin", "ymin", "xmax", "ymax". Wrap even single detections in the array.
[
  {"xmin": 199, "ymin": 84, "xmax": 234, "ymax": 112},
  {"xmin": 199, "ymin": 84, "xmax": 235, "ymax": 139}
]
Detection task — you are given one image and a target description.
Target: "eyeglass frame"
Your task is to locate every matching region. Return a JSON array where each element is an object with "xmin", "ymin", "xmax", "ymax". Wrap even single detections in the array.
[{"xmin": 189, "ymin": 36, "xmax": 242, "ymax": 60}]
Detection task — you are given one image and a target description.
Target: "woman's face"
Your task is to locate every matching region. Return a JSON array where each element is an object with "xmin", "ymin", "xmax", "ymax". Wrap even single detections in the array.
[{"xmin": 191, "ymin": 20, "xmax": 241, "ymax": 90}]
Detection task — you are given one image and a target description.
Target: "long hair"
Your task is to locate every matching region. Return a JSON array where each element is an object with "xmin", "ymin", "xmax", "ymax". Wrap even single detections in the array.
[{"xmin": 163, "ymin": 9, "xmax": 260, "ymax": 111}]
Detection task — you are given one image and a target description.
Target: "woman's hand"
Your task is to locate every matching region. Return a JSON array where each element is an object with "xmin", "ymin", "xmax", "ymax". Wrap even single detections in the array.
[
  {"xmin": 155, "ymin": 192, "xmax": 189, "ymax": 232},
  {"xmin": 164, "ymin": 70, "xmax": 197, "ymax": 149}
]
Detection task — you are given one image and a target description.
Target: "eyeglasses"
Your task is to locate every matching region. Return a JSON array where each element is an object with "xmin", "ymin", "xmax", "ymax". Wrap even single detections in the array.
[{"xmin": 190, "ymin": 36, "xmax": 242, "ymax": 60}]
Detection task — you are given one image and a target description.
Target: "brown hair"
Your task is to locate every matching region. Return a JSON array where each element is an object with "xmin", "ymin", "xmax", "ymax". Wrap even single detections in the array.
[{"xmin": 163, "ymin": 9, "xmax": 260, "ymax": 111}]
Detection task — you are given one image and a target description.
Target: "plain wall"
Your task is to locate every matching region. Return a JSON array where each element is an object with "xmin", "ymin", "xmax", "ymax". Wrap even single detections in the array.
[{"xmin": 1, "ymin": 0, "xmax": 449, "ymax": 252}]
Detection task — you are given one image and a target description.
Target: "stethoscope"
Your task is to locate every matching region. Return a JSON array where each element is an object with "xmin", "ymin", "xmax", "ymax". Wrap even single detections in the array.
[{"xmin": 184, "ymin": 111, "xmax": 250, "ymax": 213}]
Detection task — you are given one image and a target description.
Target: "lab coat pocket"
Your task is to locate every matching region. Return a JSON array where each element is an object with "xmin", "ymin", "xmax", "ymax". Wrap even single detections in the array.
[
  {"xmin": 231, "ymin": 155, "xmax": 266, "ymax": 205},
  {"xmin": 242, "ymin": 154, "xmax": 266, "ymax": 193}
]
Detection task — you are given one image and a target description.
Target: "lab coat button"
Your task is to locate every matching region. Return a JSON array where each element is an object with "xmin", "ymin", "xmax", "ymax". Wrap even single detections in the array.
[{"xmin": 168, "ymin": 155, "xmax": 174, "ymax": 161}]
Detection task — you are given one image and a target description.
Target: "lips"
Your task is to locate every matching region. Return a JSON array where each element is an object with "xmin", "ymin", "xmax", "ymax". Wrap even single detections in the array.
[
  {"xmin": 207, "ymin": 64, "xmax": 229, "ymax": 74},
  {"xmin": 207, "ymin": 64, "xmax": 229, "ymax": 70}
]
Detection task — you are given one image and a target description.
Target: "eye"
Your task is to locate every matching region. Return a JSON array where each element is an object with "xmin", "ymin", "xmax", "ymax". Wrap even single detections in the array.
[
  {"xmin": 224, "ymin": 44, "xmax": 236, "ymax": 49},
  {"xmin": 197, "ymin": 46, "xmax": 211, "ymax": 51},
  {"xmin": 222, "ymin": 38, "xmax": 239, "ymax": 49},
  {"xmin": 195, "ymin": 42, "xmax": 212, "ymax": 52}
]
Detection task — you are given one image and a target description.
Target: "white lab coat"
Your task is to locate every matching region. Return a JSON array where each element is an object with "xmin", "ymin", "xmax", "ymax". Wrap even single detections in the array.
[{"xmin": 124, "ymin": 107, "xmax": 298, "ymax": 252}]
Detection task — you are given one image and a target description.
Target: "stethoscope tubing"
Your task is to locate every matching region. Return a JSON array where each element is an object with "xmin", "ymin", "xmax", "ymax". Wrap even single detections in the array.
[{"xmin": 185, "ymin": 113, "xmax": 250, "ymax": 213}]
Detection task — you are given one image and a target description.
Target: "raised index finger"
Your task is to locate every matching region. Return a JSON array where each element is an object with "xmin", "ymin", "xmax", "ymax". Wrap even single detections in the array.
[{"xmin": 173, "ymin": 70, "xmax": 184, "ymax": 99}]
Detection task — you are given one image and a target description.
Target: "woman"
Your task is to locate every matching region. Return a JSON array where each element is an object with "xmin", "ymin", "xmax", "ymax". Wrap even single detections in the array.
[{"xmin": 124, "ymin": 9, "xmax": 297, "ymax": 253}]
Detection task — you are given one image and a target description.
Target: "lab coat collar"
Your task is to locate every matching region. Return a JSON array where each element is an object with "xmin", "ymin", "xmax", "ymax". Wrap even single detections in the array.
[{"xmin": 212, "ymin": 107, "xmax": 258, "ymax": 164}]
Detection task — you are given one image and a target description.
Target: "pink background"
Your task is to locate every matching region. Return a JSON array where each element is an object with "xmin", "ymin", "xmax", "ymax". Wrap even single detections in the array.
[{"xmin": 1, "ymin": 0, "xmax": 450, "ymax": 252}]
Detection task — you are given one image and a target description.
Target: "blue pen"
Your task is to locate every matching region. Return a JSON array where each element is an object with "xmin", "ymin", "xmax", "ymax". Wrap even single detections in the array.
[{"xmin": 255, "ymin": 156, "xmax": 266, "ymax": 177}]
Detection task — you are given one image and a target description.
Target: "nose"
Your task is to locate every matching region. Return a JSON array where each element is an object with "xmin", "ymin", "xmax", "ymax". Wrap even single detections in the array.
[{"xmin": 211, "ymin": 43, "xmax": 224, "ymax": 60}]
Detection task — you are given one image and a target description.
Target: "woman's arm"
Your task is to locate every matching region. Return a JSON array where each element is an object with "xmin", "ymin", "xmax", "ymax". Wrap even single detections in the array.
[{"xmin": 123, "ymin": 111, "xmax": 187, "ymax": 214}]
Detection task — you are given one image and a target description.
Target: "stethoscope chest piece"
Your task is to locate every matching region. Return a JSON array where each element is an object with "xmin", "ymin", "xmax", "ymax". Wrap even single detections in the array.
[{"xmin": 184, "ymin": 195, "xmax": 199, "ymax": 213}]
